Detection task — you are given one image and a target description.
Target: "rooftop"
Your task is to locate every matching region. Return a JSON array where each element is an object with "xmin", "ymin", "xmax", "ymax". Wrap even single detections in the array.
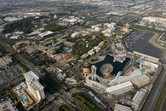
[
  {"xmin": 24, "ymin": 71, "xmax": 44, "ymax": 91},
  {"xmin": 24, "ymin": 71, "xmax": 39, "ymax": 81},
  {"xmin": 132, "ymin": 89, "xmax": 147, "ymax": 105},
  {"xmin": 38, "ymin": 31, "xmax": 53, "ymax": 37},
  {"xmin": 106, "ymin": 81, "xmax": 133, "ymax": 93},
  {"xmin": 114, "ymin": 103, "xmax": 132, "ymax": 111},
  {"xmin": 30, "ymin": 79, "xmax": 43, "ymax": 90}
]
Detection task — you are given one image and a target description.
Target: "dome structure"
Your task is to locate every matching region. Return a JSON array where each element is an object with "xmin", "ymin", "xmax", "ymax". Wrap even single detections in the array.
[{"xmin": 83, "ymin": 68, "xmax": 90, "ymax": 75}]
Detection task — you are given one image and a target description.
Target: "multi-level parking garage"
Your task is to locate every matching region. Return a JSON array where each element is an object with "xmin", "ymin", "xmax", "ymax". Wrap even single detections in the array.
[{"xmin": 123, "ymin": 30, "xmax": 162, "ymax": 58}]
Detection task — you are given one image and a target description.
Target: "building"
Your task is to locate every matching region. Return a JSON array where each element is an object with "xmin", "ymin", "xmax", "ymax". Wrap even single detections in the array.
[
  {"xmin": 10, "ymin": 36, "xmax": 21, "ymax": 39},
  {"xmin": 38, "ymin": 31, "xmax": 53, "ymax": 38},
  {"xmin": 94, "ymin": 46, "xmax": 101, "ymax": 52},
  {"xmin": 98, "ymin": 41, "xmax": 105, "ymax": 47},
  {"xmin": 121, "ymin": 27, "xmax": 129, "ymax": 33},
  {"xmin": 24, "ymin": 71, "xmax": 45, "ymax": 102},
  {"xmin": 142, "ymin": 17, "xmax": 166, "ymax": 24},
  {"xmin": 110, "ymin": 69, "xmax": 142, "ymax": 85},
  {"xmin": 104, "ymin": 22, "xmax": 116, "ymax": 28},
  {"xmin": 91, "ymin": 24, "xmax": 102, "ymax": 32},
  {"xmin": 25, "ymin": 13, "xmax": 41, "ymax": 16},
  {"xmin": 133, "ymin": 51, "xmax": 159, "ymax": 64},
  {"xmin": 114, "ymin": 103, "xmax": 132, "ymax": 111},
  {"xmin": 131, "ymin": 75, "xmax": 150, "ymax": 88},
  {"xmin": 71, "ymin": 32, "xmax": 81, "ymax": 38},
  {"xmin": 106, "ymin": 81, "xmax": 134, "ymax": 95},
  {"xmin": 61, "ymin": 16, "xmax": 84, "ymax": 25},
  {"xmin": 13, "ymin": 82, "xmax": 34, "ymax": 109},
  {"xmin": 102, "ymin": 27, "xmax": 115, "ymax": 37},
  {"xmin": 4, "ymin": 16, "xmax": 22, "ymax": 22},
  {"xmin": 132, "ymin": 89, "xmax": 147, "ymax": 110}
]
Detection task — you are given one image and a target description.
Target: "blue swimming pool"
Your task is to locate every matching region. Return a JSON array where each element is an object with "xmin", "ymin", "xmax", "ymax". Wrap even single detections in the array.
[
  {"xmin": 22, "ymin": 95, "xmax": 26, "ymax": 100},
  {"xmin": 67, "ymin": 49, "xmax": 72, "ymax": 53},
  {"xmin": 64, "ymin": 47, "xmax": 68, "ymax": 50}
]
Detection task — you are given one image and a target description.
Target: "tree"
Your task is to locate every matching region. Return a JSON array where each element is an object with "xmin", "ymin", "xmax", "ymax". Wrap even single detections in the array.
[{"xmin": 2, "ymin": 17, "xmax": 35, "ymax": 34}]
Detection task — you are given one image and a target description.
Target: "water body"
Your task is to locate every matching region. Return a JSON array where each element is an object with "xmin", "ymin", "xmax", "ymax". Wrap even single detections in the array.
[{"xmin": 89, "ymin": 55, "xmax": 130, "ymax": 77}]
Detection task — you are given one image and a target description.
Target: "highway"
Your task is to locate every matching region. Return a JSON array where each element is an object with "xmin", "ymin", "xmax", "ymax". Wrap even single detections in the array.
[{"xmin": 142, "ymin": 64, "xmax": 166, "ymax": 111}]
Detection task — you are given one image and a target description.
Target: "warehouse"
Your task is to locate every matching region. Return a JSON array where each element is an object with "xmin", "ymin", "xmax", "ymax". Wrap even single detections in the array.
[
  {"xmin": 132, "ymin": 89, "xmax": 147, "ymax": 110},
  {"xmin": 114, "ymin": 103, "xmax": 132, "ymax": 111},
  {"xmin": 131, "ymin": 75, "xmax": 150, "ymax": 88},
  {"xmin": 106, "ymin": 81, "xmax": 134, "ymax": 95}
]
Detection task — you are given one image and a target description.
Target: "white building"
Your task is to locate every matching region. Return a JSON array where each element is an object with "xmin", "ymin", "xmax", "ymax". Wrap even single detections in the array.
[
  {"xmin": 94, "ymin": 46, "xmax": 101, "ymax": 52},
  {"xmin": 91, "ymin": 24, "xmax": 102, "ymax": 32},
  {"xmin": 71, "ymin": 32, "xmax": 81, "ymax": 38},
  {"xmin": 142, "ymin": 17, "xmax": 166, "ymax": 24},
  {"xmin": 10, "ymin": 36, "xmax": 20, "ymax": 39},
  {"xmin": 114, "ymin": 103, "xmax": 132, "ymax": 111},
  {"xmin": 4, "ymin": 17, "xmax": 22, "ymax": 22},
  {"xmin": 24, "ymin": 71, "xmax": 45, "ymax": 102},
  {"xmin": 38, "ymin": 31, "xmax": 53, "ymax": 38},
  {"xmin": 110, "ymin": 69, "xmax": 142, "ymax": 85},
  {"xmin": 106, "ymin": 81, "xmax": 134, "ymax": 95},
  {"xmin": 132, "ymin": 89, "xmax": 147, "ymax": 110}
]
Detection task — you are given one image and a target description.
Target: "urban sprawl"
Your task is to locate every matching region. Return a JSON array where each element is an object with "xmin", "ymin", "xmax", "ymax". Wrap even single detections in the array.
[{"xmin": 0, "ymin": 0, "xmax": 166, "ymax": 111}]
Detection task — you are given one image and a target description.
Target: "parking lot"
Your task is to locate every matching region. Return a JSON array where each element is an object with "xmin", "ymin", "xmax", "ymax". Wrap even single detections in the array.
[
  {"xmin": 123, "ymin": 30, "xmax": 162, "ymax": 58},
  {"xmin": 0, "ymin": 65, "xmax": 25, "ymax": 87},
  {"xmin": 0, "ymin": 73, "xmax": 7, "ymax": 86},
  {"xmin": 4, "ymin": 65, "xmax": 24, "ymax": 80}
]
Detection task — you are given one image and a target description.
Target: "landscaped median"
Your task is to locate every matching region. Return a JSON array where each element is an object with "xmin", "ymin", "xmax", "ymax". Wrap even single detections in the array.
[
  {"xmin": 153, "ymin": 81, "xmax": 166, "ymax": 111},
  {"xmin": 72, "ymin": 92, "xmax": 99, "ymax": 111}
]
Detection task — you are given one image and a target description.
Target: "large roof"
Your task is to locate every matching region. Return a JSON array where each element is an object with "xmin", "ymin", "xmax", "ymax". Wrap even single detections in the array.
[
  {"xmin": 114, "ymin": 103, "xmax": 132, "ymax": 111},
  {"xmin": 106, "ymin": 81, "xmax": 133, "ymax": 93},
  {"xmin": 132, "ymin": 89, "xmax": 146, "ymax": 105},
  {"xmin": 24, "ymin": 71, "xmax": 39, "ymax": 81}
]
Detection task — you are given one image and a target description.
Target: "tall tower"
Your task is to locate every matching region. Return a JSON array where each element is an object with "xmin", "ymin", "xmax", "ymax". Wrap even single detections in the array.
[
  {"xmin": 91, "ymin": 65, "xmax": 97, "ymax": 75},
  {"xmin": 91, "ymin": 65, "xmax": 97, "ymax": 81}
]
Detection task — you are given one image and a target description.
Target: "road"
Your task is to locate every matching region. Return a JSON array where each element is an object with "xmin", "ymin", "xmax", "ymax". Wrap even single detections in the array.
[
  {"xmin": 149, "ymin": 32, "xmax": 166, "ymax": 50},
  {"xmin": 161, "ymin": 98, "xmax": 166, "ymax": 111},
  {"xmin": 41, "ymin": 100, "xmax": 63, "ymax": 111},
  {"xmin": 0, "ymin": 40, "xmax": 84, "ymax": 110},
  {"xmin": 142, "ymin": 64, "xmax": 166, "ymax": 111}
]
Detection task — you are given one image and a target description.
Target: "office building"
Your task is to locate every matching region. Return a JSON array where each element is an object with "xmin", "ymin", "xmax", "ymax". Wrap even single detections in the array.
[{"xmin": 24, "ymin": 71, "xmax": 45, "ymax": 102}]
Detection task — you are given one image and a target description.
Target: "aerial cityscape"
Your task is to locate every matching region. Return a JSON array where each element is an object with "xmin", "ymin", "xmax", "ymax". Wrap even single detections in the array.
[{"xmin": 0, "ymin": 0, "xmax": 166, "ymax": 111}]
